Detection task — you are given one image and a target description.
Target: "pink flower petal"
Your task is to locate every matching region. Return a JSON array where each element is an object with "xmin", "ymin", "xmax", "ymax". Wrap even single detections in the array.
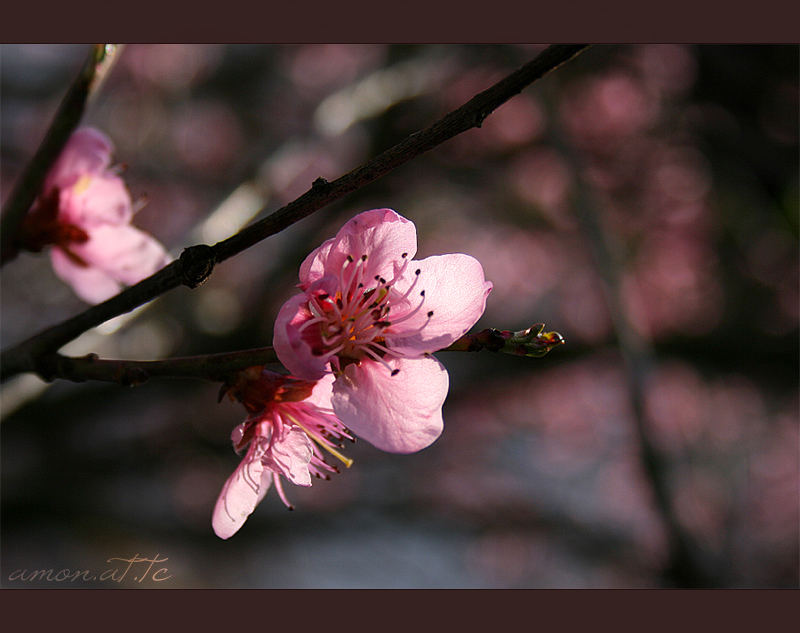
[
  {"xmin": 273, "ymin": 293, "xmax": 331, "ymax": 380},
  {"xmin": 298, "ymin": 236, "xmax": 335, "ymax": 290},
  {"xmin": 59, "ymin": 173, "xmax": 133, "ymax": 226},
  {"xmin": 299, "ymin": 209, "xmax": 418, "ymax": 288},
  {"xmin": 332, "ymin": 356, "xmax": 448, "ymax": 453},
  {"xmin": 50, "ymin": 247, "xmax": 123, "ymax": 304},
  {"xmin": 304, "ymin": 372, "xmax": 336, "ymax": 410},
  {"xmin": 212, "ymin": 447, "xmax": 271, "ymax": 540},
  {"xmin": 385, "ymin": 253, "xmax": 493, "ymax": 355},
  {"xmin": 45, "ymin": 127, "xmax": 114, "ymax": 191},
  {"xmin": 71, "ymin": 224, "xmax": 170, "ymax": 286},
  {"xmin": 262, "ymin": 426, "xmax": 313, "ymax": 486}
]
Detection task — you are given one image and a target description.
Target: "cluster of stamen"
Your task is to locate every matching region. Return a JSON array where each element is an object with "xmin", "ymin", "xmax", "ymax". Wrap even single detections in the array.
[
  {"xmin": 235, "ymin": 401, "xmax": 354, "ymax": 511},
  {"xmin": 299, "ymin": 252, "xmax": 434, "ymax": 376}
]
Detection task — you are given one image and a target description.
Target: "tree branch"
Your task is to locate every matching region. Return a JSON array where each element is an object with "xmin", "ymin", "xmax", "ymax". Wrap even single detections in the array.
[
  {"xmin": 0, "ymin": 44, "xmax": 589, "ymax": 382},
  {"xmin": 0, "ymin": 44, "xmax": 120, "ymax": 265},
  {"xmin": 31, "ymin": 323, "xmax": 566, "ymax": 386},
  {"xmin": 36, "ymin": 347, "xmax": 281, "ymax": 386}
]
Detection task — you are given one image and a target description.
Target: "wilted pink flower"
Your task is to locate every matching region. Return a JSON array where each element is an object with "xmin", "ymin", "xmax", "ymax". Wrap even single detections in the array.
[
  {"xmin": 212, "ymin": 368, "xmax": 352, "ymax": 539},
  {"xmin": 273, "ymin": 208, "xmax": 492, "ymax": 454},
  {"xmin": 20, "ymin": 127, "xmax": 170, "ymax": 303}
]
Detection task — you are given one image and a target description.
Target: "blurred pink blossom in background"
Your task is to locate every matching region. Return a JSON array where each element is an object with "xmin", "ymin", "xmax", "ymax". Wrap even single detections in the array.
[{"xmin": 20, "ymin": 127, "xmax": 170, "ymax": 303}]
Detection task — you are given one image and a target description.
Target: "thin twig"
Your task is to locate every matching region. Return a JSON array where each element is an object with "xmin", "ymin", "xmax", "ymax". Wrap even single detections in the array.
[
  {"xmin": 1, "ymin": 44, "xmax": 589, "ymax": 383},
  {"xmin": 37, "ymin": 347, "xmax": 281, "ymax": 386},
  {"xmin": 0, "ymin": 44, "xmax": 120, "ymax": 265},
  {"xmin": 33, "ymin": 324, "xmax": 566, "ymax": 386}
]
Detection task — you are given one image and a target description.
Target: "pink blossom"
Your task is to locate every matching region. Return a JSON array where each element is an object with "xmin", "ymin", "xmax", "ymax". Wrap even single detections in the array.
[
  {"xmin": 212, "ymin": 368, "xmax": 352, "ymax": 539},
  {"xmin": 20, "ymin": 127, "xmax": 170, "ymax": 304},
  {"xmin": 273, "ymin": 208, "xmax": 492, "ymax": 454}
]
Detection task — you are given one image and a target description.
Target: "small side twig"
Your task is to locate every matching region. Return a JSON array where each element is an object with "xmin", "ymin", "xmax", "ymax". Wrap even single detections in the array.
[{"xmin": 442, "ymin": 324, "xmax": 565, "ymax": 357}]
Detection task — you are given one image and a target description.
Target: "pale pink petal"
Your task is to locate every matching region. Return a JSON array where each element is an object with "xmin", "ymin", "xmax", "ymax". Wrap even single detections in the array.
[
  {"xmin": 272, "ymin": 293, "xmax": 331, "ymax": 380},
  {"xmin": 298, "ymin": 209, "xmax": 418, "ymax": 287},
  {"xmin": 45, "ymin": 127, "xmax": 114, "ymax": 191},
  {"xmin": 332, "ymin": 356, "xmax": 448, "ymax": 453},
  {"xmin": 384, "ymin": 253, "xmax": 493, "ymax": 355},
  {"xmin": 71, "ymin": 224, "xmax": 170, "ymax": 286},
  {"xmin": 298, "ymin": 236, "xmax": 335, "ymax": 289},
  {"xmin": 212, "ymin": 447, "xmax": 271, "ymax": 539},
  {"xmin": 304, "ymin": 372, "xmax": 336, "ymax": 410},
  {"xmin": 50, "ymin": 247, "xmax": 123, "ymax": 304},
  {"xmin": 59, "ymin": 173, "xmax": 133, "ymax": 226},
  {"xmin": 263, "ymin": 426, "xmax": 313, "ymax": 486}
]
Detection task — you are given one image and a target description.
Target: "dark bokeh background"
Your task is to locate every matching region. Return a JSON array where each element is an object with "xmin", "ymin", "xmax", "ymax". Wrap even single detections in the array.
[{"xmin": 1, "ymin": 44, "xmax": 797, "ymax": 588}]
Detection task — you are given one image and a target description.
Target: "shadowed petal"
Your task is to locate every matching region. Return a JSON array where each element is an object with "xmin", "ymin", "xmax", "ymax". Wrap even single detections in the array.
[{"xmin": 273, "ymin": 293, "xmax": 331, "ymax": 380}]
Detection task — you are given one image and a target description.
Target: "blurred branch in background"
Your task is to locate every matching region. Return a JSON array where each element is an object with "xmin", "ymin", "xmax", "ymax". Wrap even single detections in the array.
[
  {"xmin": 0, "ymin": 44, "xmax": 121, "ymax": 264},
  {"xmin": 556, "ymin": 130, "xmax": 724, "ymax": 587},
  {"xmin": 0, "ymin": 44, "xmax": 588, "ymax": 383}
]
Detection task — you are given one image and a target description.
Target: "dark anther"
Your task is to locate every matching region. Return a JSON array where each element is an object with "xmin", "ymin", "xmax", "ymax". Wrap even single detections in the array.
[
  {"xmin": 415, "ymin": 269, "xmax": 421, "ymax": 275},
  {"xmin": 427, "ymin": 311, "xmax": 434, "ymax": 317},
  {"xmin": 346, "ymin": 255, "xmax": 354, "ymax": 263},
  {"xmin": 391, "ymin": 369, "xmax": 400, "ymax": 376},
  {"xmin": 420, "ymin": 290, "xmax": 426, "ymax": 297},
  {"xmin": 374, "ymin": 275, "xmax": 381, "ymax": 281},
  {"xmin": 361, "ymin": 254, "xmax": 367, "ymax": 261},
  {"xmin": 358, "ymin": 283, "xmax": 364, "ymax": 288},
  {"xmin": 336, "ymin": 298, "xmax": 343, "ymax": 308},
  {"xmin": 402, "ymin": 252, "xmax": 408, "ymax": 258},
  {"xmin": 319, "ymin": 293, "xmax": 329, "ymax": 300},
  {"xmin": 179, "ymin": 244, "xmax": 216, "ymax": 289}
]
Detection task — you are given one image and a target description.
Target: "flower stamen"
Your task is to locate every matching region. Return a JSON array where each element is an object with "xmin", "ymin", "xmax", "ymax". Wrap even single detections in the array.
[{"xmin": 285, "ymin": 412, "xmax": 353, "ymax": 468}]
